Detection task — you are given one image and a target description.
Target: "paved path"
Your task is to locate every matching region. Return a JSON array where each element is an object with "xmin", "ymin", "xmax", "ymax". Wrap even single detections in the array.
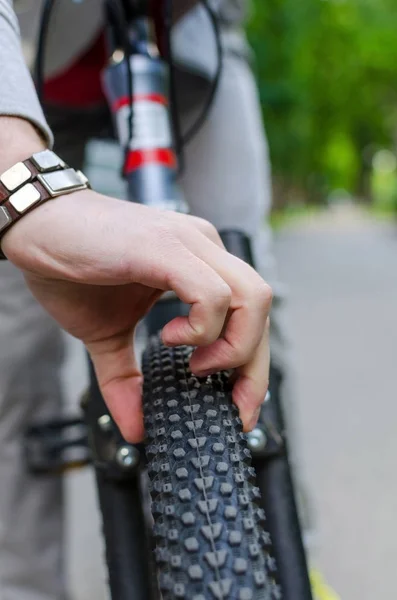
[
  {"xmin": 274, "ymin": 206, "xmax": 397, "ymax": 599},
  {"xmin": 64, "ymin": 206, "xmax": 397, "ymax": 599}
]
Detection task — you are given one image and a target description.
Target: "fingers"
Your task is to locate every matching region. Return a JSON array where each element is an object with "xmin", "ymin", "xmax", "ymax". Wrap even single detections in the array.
[
  {"xmin": 183, "ymin": 233, "xmax": 272, "ymax": 373},
  {"xmin": 80, "ymin": 207, "xmax": 271, "ymax": 436},
  {"xmin": 189, "ymin": 287, "xmax": 270, "ymax": 374},
  {"xmin": 179, "ymin": 214, "xmax": 225, "ymax": 248},
  {"xmin": 232, "ymin": 318, "xmax": 271, "ymax": 432},
  {"xmin": 174, "ymin": 231, "xmax": 271, "ymax": 429},
  {"xmin": 87, "ymin": 332, "xmax": 145, "ymax": 444},
  {"xmin": 161, "ymin": 250, "xmax": 232, "ymax": 347}
]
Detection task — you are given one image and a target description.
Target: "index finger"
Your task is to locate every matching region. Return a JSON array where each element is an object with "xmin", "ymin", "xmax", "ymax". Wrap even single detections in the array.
[
  {"xmin": 186, "ymin": 236, "xmax": 272, "ymax": 374},
  {"xmin": 159, "ymin": 248, "xmax": 232, "ymax": 348}
]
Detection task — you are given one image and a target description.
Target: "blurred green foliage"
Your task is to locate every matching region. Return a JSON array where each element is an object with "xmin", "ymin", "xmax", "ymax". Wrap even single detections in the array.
[{"xmin": 247, "ymin": 0, "xmax": 397, "ymax": 207}]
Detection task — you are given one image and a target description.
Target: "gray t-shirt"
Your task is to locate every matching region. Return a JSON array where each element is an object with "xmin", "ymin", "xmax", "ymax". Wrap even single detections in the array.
[{"xmin": 1, "ymin": 1, "xmax": 248, "ymax": 145}]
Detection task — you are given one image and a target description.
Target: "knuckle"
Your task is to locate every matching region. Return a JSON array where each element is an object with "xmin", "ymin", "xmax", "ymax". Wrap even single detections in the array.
[
  {"xmin": 212, "ymin": 283, "xmax": 232, "ymax": 311},
  {"xmin": 198, "ymin": 281, "xmax": 230, "ymax": 306},
  {"xmin": 255, "ymin": 281, "xmax": 273, "ymax": 310},
  {"xmin": 191, "ymin": 328, "xmax": 217, "ymax": 346},
  {"xmin": 194, "ymin": 216, "xmax": 215, "ymax": 233},
  {"xmin": 193, "ymin": 217, "xmax": 221, "ymax": 242}
]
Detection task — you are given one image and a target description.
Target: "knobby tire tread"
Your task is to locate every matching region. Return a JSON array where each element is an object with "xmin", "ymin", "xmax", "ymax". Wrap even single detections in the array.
[{"xmin": 143, "ymin": 336, "xmax": 281, "ymax": 600}]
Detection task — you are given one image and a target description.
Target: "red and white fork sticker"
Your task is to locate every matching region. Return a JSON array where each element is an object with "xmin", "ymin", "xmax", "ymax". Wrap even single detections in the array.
[{"xmin": 113, "ymin": 94, "xmax": 172, "ymax": 151}]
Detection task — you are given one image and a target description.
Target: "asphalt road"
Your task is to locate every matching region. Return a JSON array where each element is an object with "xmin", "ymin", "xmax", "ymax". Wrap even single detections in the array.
[
  {"xmin": 64, "ymin": 206, "xmax": 397, "ymax": 599},
  {"xmin": 274, "ymin": 206, "xmax": 397, "ymax": 599}
]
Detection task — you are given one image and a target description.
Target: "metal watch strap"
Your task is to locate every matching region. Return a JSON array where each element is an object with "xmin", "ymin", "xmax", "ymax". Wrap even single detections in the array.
[{"xmin": 0, "ymin": 158, "xmax": 90, "ymax": 259}]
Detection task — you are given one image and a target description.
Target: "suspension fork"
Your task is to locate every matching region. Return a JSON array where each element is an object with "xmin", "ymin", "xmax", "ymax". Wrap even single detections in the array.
[
  {"xmin": 104, "ymin": 1, "xmax": 189, "ymax": 335},
  {"xmin": 82, "ymin": 5, "xmax": 180, "ymax": 600},
  {"xmin": 221, "ymin": 230, "xmax": 313, "ymax": 600},
  {"xmin": 86, "ymin": 2, "xmax": 313, "ymax": 598}
]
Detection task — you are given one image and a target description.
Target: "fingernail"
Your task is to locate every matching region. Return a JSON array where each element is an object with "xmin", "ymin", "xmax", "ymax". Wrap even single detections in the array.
[{"xmin": 192, "ymin": 368, "xmax": 214, "ymax": 378}]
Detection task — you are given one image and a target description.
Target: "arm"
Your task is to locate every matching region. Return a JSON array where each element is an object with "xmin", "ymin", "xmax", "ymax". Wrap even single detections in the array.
[
  {"xmin": 0, "ymin": 118, "xmax": 46, "ymax": 172},
  {"xmin": 0, "ymin": 1, "xmax": 52, "ymax": 145},
  {"xmin": 0, "ymin": 2, "xmax": 271, "ymax": 442}
]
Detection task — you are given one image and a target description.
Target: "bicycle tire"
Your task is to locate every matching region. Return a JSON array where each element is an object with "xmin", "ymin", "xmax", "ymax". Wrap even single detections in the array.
[{"xmin": 142, "ymin": 335, "xmax": 281, "ymax": 600}]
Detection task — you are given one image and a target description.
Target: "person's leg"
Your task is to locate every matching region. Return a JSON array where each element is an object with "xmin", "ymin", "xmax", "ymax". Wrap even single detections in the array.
[
  {"xmin": 0, "ymin": 104, "xmax": 109, "ymax": 600},
  {"xmin": 0, "ymin": 264, "xmax": 66, "ymax": 600}
]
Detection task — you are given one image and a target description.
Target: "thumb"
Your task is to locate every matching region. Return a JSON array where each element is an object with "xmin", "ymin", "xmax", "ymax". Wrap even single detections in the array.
[{"xmin": 87, "ymin": 332, "xmax": 144, "ymax": 443}]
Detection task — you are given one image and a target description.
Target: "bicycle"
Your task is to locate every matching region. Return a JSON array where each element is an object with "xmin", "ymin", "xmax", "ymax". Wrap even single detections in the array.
[{"xmin": 26, "ymin": 2, "xmax": 313, "ymax": 599}]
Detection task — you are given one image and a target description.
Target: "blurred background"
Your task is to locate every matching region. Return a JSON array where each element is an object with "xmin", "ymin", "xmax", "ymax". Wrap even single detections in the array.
[
  {"xmin": 15, "ymin": 1, "xmax": 397, "ymax": 599},
  {"xmin": 248, "ymin": 0, "xmax": 397, "ymax": 216},
  {"xmin": 247, "ymin": 1, "xmax": 397, "ymax": 598}
]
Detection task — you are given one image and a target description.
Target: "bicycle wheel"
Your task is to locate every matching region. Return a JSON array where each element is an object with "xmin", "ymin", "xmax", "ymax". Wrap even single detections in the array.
[{"xmin": 142, "ymin": 335, "xmax": 280, "ymax": 600}]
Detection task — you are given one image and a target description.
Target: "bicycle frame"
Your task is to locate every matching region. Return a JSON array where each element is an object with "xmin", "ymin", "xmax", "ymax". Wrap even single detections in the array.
[{"xmin": 83, "ymin": 2, "xmax": 313, "ymax": 599}]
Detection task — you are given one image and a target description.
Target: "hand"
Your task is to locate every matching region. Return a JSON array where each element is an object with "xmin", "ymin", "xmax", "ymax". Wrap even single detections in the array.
[
  {"xmin": 0, "ymin": 119, "xmax": 272, "ymax": 442},
  {"xmin": 3, "ymin": 189, "xmax": 272, "ymax": 442}
]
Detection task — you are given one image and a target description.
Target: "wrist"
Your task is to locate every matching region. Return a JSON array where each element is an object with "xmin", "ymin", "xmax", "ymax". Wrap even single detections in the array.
[
  {"xmin": 0, "ymin": 136, "xmax": 90, "ymax": 261},
  {"xmin": 0, "ymin": 117, "xmax": 47, "ymax": 173}
]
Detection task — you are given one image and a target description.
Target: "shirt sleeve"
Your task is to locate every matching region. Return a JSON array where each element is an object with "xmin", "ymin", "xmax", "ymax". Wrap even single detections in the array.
[{"xmin": 0, "ymin": 0, "xmax": 53, "ymax": 145}]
